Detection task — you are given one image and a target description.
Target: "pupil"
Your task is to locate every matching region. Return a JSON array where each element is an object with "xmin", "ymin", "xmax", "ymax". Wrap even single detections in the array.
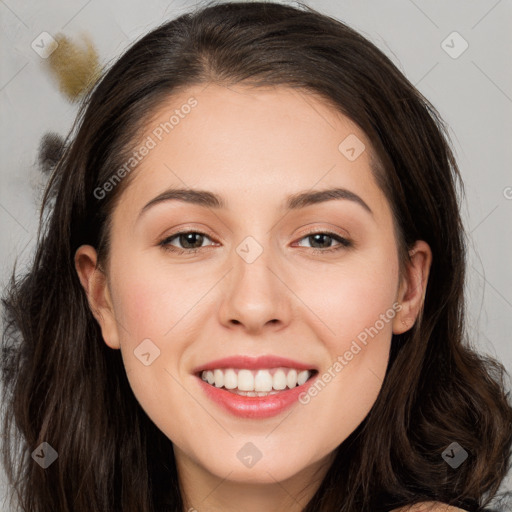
[
  {"xmin": 311, "ymin": 234, "xmax": 330, "ymax": 248},
  {"xmin": 182, "ymin": 233, "xmax": 203, "ymax": 248}
]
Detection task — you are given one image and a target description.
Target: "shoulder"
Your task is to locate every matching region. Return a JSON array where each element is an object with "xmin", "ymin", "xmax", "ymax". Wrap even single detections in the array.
[{"xmin": 390, "ymin": 503, "xmax": 468, "ymax": 512}]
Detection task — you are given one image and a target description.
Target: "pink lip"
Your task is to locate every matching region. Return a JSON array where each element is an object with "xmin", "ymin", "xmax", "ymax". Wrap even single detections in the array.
[
  {"xmin": 192, "ymin": 355, "xmax": 318, "ymax": 419},
  {"xmin": 196, "ymin": 373, "xmax": 318, "ymax": 419},
  {"xmin": 191, "ymin": 355, "xmax": 317, "ymax": 374}
]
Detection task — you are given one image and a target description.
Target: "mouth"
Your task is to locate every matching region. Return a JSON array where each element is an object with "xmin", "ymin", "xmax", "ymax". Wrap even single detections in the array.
[
  {"xmin": 197, "ymin": 367, "xmax": 318, "ymax": 397},
  {"xmin": 194, "ymin": 363, "xmax": 319, "ymax": 419}
]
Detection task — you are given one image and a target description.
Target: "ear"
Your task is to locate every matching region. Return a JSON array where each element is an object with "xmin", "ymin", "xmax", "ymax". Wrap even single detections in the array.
[
  {"xmin": 392, "ymin": 240, "xmax": 432, "ymax": 334},
  {"xmin": 74, "ymin": 245, "xmax": 120, "ymax": 349}
]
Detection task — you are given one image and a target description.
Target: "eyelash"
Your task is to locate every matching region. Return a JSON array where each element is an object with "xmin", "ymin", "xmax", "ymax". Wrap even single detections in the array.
[{"xmin": 158, "ymin": 230, "xmax": 352, "ymax": 255}]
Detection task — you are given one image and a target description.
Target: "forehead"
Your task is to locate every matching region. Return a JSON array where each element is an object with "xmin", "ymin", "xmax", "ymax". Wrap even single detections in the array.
[{"xmin": 113, "ymin": 83, "xmax": 388, "ymax": 221}]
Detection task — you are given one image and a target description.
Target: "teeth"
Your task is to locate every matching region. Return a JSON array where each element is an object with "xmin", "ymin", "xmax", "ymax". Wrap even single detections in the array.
[
  {"xmin": 238, "ymin": 369, "xmax": 254, "ymax": 391},
  {"xmin": 287, "ymin": 369, "xmax": 298, "ymax": 388},
  {"xmin": 273, "ymin": 369, "xmax": 287, "ymax": 390},
  {"xmin": 297, "ymin": 370, "xmax": 309, "ymax": 386},
  {"xmin": 200, "ymin": 367, "xmax": 313, "ymax": 392},
  {"xmin": 224, "ymin": 369, "xmax": 237, "ymax": 389},
  {"xmin": 254, "ymin": 369, "xmax": 273, "ymax": 392},
  {"xmin": 213, "ymin": 369, "xmax": 224, "ymax": 388}
]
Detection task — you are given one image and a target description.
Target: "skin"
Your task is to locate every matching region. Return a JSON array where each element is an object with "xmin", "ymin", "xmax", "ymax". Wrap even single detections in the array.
[{"xmin": 75, "ymin": 84, "xmax": 436, "ymax": 512}]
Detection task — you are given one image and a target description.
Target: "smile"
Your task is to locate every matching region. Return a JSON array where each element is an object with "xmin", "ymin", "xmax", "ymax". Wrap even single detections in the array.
[{"xmin": 200, "ymin": 367, "xmax": 314, "ymax": 396}]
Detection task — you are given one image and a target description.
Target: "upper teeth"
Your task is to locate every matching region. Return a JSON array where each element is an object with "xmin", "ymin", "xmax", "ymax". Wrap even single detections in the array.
[{"xmin": 200, "ymin": 367, "xmax": 312, "ymax": 391}]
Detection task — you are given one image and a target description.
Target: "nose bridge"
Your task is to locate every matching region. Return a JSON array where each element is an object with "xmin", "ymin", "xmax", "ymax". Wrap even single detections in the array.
[{"xmin": 217, "ymin": 232, "xmax": 291, "ymax": 331}]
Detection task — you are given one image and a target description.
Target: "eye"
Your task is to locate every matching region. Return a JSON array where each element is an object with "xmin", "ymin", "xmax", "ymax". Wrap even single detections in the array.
[
  {"xmin": 159, "ymin": 229, "xmax": 352, "ymax": 255},
  {"xmin": 294, "ymin": 231, "xmax": 352, "ymax": 253},
  {"xmin": 159, "ymin": 231, "xmax": 216, "ymax": 254}
]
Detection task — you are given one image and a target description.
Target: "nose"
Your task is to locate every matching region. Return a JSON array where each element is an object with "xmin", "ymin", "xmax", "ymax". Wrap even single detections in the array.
[{"xmin": 217, "ymin": 242, "xmax": 293, "ymax": 335}]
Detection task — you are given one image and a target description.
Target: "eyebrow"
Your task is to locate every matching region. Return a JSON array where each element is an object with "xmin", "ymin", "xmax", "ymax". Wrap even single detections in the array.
[{"xmin": 137, "ymin": 186, "xmax": 373, "ymax": 220}]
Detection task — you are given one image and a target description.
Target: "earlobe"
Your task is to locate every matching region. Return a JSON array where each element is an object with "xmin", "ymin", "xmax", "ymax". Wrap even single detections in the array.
[
  {"xmin": 74, "ymin": 245, "xmax": 120, "ymax": 349},
  {"xmin": 392, "ymin": 240, "xmax": 432, "ymax": 335}
]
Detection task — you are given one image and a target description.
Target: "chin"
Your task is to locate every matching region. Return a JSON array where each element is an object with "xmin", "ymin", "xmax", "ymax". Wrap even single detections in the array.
[{"xmin": 210, "ymin": 457, "xmax": 308, "ymax": 484}]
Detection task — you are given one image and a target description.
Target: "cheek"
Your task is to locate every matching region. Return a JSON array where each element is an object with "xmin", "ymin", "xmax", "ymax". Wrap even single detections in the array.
[
  {"xmin": 297, "ymin": 245, "xmax": 399, "ymax": 418},
  {"xmin": 109, "ymin": 255, "xmax": 196, "ymax": 343},
  {"xmin": 108, "ymin": 262, "xmax": 196, "ymax": 429},
  {"xmin": 107, "ymin": 254, "xmax": 214, "ymax": 389},
  {"xmin": 105, "ymin": 258, "xmax": 184, "ymax": 393},
  {"xmin": 113, "ymin": 276, "xmax": 166, "ymax": 342},
  {"xmin": 306, "ymin": 246, "xmax": 400, "ymax": 347}
]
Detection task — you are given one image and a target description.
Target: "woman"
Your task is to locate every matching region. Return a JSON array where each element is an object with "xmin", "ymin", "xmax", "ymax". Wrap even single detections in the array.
[{"xmin": 2, "ymin": 2, "xmax": 511, "ymax": 511}]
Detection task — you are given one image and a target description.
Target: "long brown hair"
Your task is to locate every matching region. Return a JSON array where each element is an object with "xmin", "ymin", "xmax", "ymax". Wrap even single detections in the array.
[{"xmin": 2, "ymin": 2, "xmax": 511, "ymax": 511}]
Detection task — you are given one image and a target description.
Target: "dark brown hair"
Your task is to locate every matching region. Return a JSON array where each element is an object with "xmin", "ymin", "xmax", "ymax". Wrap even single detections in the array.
[{"xmin": 2, "ymin": 2, "xmax": 511, "ymax": 511}]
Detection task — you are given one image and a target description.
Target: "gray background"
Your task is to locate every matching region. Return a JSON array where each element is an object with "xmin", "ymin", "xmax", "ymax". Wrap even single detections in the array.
[{"xmin": 1, "ymin": 0, "xmax": 511, "ymax": 508}]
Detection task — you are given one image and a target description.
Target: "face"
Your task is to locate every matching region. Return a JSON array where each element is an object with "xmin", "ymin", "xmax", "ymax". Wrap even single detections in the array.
[{"xmin": 76, "ymin": 84, "xmax": 430, "ymax": 494}]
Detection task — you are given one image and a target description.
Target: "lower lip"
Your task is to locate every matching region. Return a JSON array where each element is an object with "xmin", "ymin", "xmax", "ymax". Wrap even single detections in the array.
[{"xmin": 196, "ymin": 373, "xmax": 318, "ymax": 419}]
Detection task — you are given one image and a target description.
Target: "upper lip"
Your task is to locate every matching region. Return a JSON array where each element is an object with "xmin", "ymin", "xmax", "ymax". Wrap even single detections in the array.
[{"xmin": 192, "ymin": 355, "xmax": 318, "ymax": 374}]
